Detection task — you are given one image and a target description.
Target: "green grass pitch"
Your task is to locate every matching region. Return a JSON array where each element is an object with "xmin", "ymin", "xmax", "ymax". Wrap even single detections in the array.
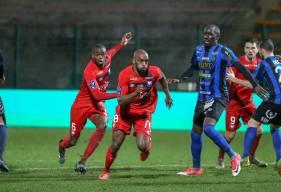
[{"xmin": 1, "ymin": 127, "xmax": 281, "ymax": 192}]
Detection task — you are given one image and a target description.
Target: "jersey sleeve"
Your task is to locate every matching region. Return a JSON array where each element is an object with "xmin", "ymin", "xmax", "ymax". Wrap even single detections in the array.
[
  {"xmin": 190, "ymin": 50, "xmax": 199, "ymax": 69},
  {"xmin": 106, "ymin": 43, "xmax": 123, "ymax": 60},
  {"xmin": 84, "ymin": 68, "xmax": 117, "ymax": 101},
  {"xmin": 116, "ymin": 72, "xmax": 128, "ymax": 97},
  {"xmin": 253, "ymin": 62, "xmax": 265, "ymax": 83},
  {"xmin": 221, "ymin": 47, "xmax": 239, "ymax": 67},
  {"xmin": 153, "ymin": 66, "xmax": 163, "ymax": 81}
]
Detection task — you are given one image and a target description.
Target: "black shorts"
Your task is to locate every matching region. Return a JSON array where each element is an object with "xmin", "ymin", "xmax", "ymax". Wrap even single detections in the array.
[
  {"xmin": 252, "ymin": 101, "xmax": 281, "ymax": 125},
  {"xmin": 193, "ymin": 99, "xmax": 226, "ymax": 127}
]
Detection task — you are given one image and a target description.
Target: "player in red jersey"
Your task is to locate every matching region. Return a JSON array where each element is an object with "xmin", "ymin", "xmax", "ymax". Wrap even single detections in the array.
[
  {"xmin": 99, "ymin": 49, "xmax": 173, "ymax": 180},
  {"xmin": 216, "ymin": 38, "xmax": 267, "ymax": 168},
  {"xmin": 58, "ymin": 32, "xmax": 133, "ymax": 173}
]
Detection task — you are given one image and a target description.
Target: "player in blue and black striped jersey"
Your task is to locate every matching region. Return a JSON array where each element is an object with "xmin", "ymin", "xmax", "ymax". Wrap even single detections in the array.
[
  {"xmin": 173, "ymin": 24, "xmax": 269, "ymax": 177},
  {"xmin": 0, "ymin": 49, "xmax": 9, "ymax": 172},
  {"xmin": 227, "ymin": 39, "xmax": 281, "ymax": 175}
]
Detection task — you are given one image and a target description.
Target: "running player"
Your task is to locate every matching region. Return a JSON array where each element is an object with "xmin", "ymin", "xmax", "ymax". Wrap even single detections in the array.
[
  {"xmin": 99, "ymin": 49, "xmax": 173, "ymax": 180},
  {"xmin": 58, "ymin": 32, "xmax": 133, "ymax": 174}
]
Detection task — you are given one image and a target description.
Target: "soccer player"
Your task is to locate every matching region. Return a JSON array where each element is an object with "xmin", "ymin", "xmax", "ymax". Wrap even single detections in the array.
[
  {"xmin": 227, "ymin": 39, "xmax": 281, "ymax": 175},
  {"xmin": 169, "ymin": 24, "xmax": 268, "ymax": 176},
  {"xmin": 58, "ymin": 32, "xmax": 133, "ymax": 173},
  {"xmin": 0, "ymin": 49, "xmax": 9, "ymax": 172},
  {"xmin": 98, "ymin": 49, "xmax": 173, "ymax": 180},
  {"xmin": 216, "ymin": 38, "xmax": 267, "ymax": 169}
]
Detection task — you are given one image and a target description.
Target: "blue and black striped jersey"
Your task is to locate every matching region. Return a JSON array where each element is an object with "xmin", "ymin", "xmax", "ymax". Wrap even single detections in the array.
[
  {"xmin": 191, "ymin": 44, "xmax": 239, "ymax": 103},
  {"xmin": 254, "ymin": 56, "xmax": 281, "ymax": 104}
]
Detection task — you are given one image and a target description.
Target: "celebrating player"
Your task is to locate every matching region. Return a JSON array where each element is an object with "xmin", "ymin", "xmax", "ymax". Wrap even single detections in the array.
[
  {"xmin": 216, "ymin": 38, "xmax": 267, "ymax": 169},
  {"xmin": 99, "ymin": 49, "xmax": 173, "ymax": 180},
  {"xmin": 227, "ymin": 39, "xmax": 281, "ymax": 175},
  {"xmin": 0, "ymin": 49, "xmax": 9, "ymax": 172},
  {"xmin": 169, "ymin": 24, "xmax": 268, "ymax": 176},
  {"xmin": 58, "ymin": 32, "xmax": 133, "ymax": 174}
]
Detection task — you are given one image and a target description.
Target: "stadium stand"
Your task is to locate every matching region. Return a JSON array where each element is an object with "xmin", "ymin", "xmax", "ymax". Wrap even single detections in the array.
[{"xmin": 0, "ymin": 0, "xmax": 278, "ymax": 90}]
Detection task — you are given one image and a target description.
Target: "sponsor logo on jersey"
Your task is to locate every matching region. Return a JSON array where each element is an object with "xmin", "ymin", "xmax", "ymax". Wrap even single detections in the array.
[
  {"xmin": 265, "ymin": 110, "xmax": 277, "ymax": 119},
  {"xmin": 97, "ymin": 71, "xmax": 103, "ymax": 75}
]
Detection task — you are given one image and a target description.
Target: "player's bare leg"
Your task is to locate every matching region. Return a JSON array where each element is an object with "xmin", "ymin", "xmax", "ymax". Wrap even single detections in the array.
[
  {"xmin": 99, "ymin": 130, "xmax": 126, "ymax": 180},
  {"xmin": 217, "ymin": 131, "xmax": 235, "ymax": 169},
  {"xmin": 58, "ymin": 136, "xmax": 78, "ymax": 164},
  {"xmin": 75, "ymin": 113, "xmax": 107, "ymax": 174},
  {"xmin": 136, "ymin": 133, "xmax": 152, "ymax": 161}
]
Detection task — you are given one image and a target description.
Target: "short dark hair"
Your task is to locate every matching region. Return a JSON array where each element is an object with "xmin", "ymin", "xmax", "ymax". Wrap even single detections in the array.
[
  {"xmin": 93, "ymin": 44, "xmax": 106, "ymax": 52},
  {"xmin": 259, "ymin": 39, "xmax": 274, "ymax": 52},
  {"xmin": 244, "ymin": 38, "xmax": 259, "ymax": 45}
]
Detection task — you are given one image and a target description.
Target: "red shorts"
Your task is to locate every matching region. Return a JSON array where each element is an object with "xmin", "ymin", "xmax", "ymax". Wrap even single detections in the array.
[
  {"xmin": 112, "ymin": 108, "xmax": 152, "ymax": 137},
  {"xmin": 70, "ymin": 102, "xmax": 107, "ymax": 138},
  {"xmin": 226, "ymin": 101, "xmax": 256, "ymax": 132}
]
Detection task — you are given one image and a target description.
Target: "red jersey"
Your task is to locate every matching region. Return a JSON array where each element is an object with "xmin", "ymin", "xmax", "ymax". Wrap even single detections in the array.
[
  {"xmin": 116, "ymin": 65, "xmax": 163, "ymax": 116},
  {"xmin": 228, "ymin": 55, "xmax": 262, "ymax": 104},
  {"xmin": 73, "ymin": 43, "xmax": 122, "ymax": 108}
]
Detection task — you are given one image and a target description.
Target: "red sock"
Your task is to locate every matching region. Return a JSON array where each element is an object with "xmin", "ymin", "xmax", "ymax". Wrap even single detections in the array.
[
  {"xmin": 80, "ymin": 128, "xmax": 105, "ymax": 162},
  {"xmin": 60, "ymin": 136, "xmax": 70, "ymax": 148},
  {"xmin": 250, "ymin": 135, "xmax": 261, "ymax": 160},
  {"xmin": 104, "ymin": 147, "xmax": 116, "ymax": 172}
]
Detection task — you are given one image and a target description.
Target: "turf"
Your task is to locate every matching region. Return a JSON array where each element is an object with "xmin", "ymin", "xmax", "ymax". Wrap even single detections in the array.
[{"xmin": 0, "ymin": 127, "xmax": 281, "ymax": 192}]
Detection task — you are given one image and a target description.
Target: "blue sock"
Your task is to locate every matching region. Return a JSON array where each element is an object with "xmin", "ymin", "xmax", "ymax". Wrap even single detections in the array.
[
  {"xmin": 0, "ymin": 124, "xmax": 8, "ymax": 160},
  {"xmin": 271, "ymin": 129, "xmax": 281, "ymax": 161},
  {"xmin": 242, "ymin": 127, "xmax": 257, "ymax": 158},
  {"xmin": 203, "ymin": 124, "xmax": 235, "ymax": 158},
  {"xmin": 191, "ymin": 131, "xmax": 202, "ymax": 168}
]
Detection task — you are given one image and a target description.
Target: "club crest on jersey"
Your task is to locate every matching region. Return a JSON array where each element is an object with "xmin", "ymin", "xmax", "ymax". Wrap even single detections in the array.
[
  {"xmin": 90, "ymin": 80, "xmax": 96, "ymax": 89},
  {"xmin": 117, "ymin": 86, "xmax": 122, "ymax": 96}
]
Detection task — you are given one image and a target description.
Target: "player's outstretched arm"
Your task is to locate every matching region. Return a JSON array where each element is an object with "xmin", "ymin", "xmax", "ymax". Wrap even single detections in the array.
[
  {"xmin": 120, "ymin": 32, "xmax": 133, "ymax": 46},
  {"xmin": 167, "ymin": 65, "xmax": 195, "ymax": 84},
  {"xmin": 166, "ymin": 78, "xmax": 181, "ymax": 84},
  {"xmin": 159, "ymin": 74, "xmax": 173, "ymax": 109},
  {"xmin": 107, "ymin": 32, "xmax": 133, "ymax": 58}
]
